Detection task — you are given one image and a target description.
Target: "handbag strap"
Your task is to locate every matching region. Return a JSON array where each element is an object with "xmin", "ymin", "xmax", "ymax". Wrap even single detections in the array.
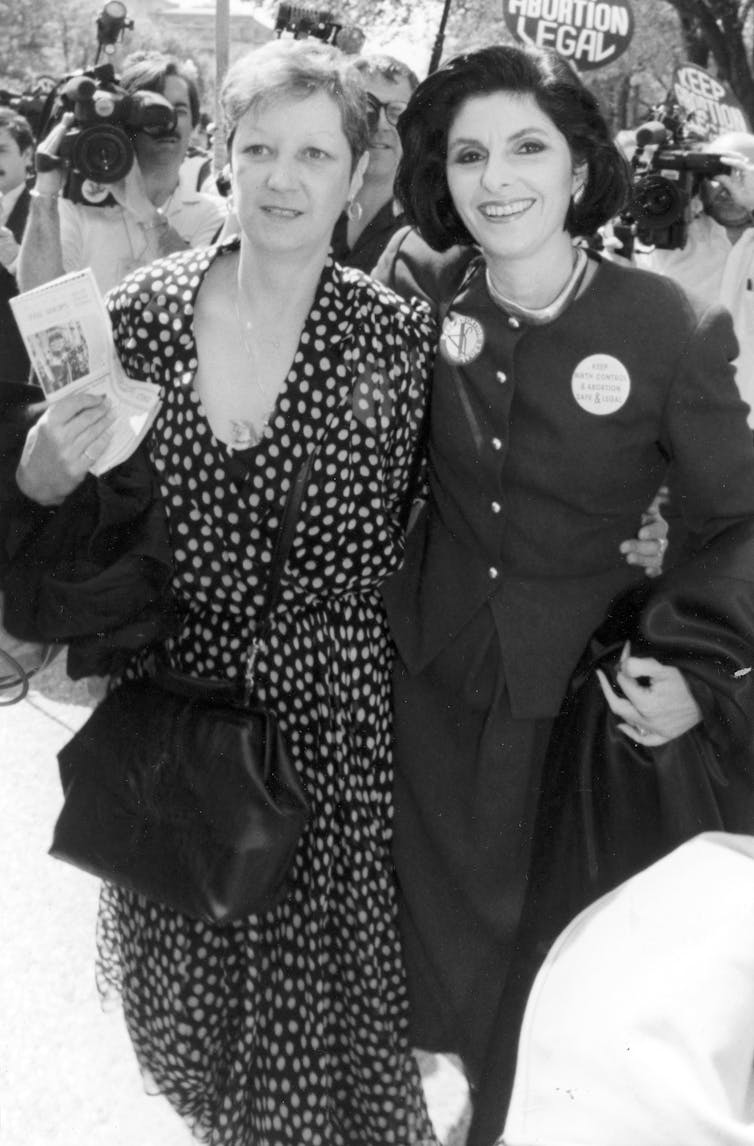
[
  {"xmin": 243, "ymin": 450, "xmax": 315, "ymax": 702},
  {"xmin": 153, "ymin": 451, "xmax": 315, "ymax": 706},
  {"xmin": 257, "ymin": 450, "xmax": 315, "ymax": 634},
  {"xmin": 0, "ymin": 640, "xmax": 58, "ymax": 706}
]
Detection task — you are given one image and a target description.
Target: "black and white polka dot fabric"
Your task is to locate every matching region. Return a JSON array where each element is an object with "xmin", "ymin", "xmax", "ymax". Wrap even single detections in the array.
[{"xmin": 96, "ymin": 240, "xmax": 439, "ymax": 1145}]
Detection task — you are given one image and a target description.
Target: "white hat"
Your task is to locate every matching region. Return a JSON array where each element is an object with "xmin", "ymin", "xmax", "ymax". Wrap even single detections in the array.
[{"xmin": 503, "ymin": 832, "xmax": 754, "ymax": 1146}]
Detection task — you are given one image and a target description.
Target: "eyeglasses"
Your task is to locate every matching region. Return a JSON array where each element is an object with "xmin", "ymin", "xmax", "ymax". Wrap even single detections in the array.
[{"xmin": 366, "ymin": 93, "xmax": 408, "ymax": 130}]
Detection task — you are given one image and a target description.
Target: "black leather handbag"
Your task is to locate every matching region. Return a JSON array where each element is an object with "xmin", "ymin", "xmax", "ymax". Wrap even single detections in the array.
[{"xmin": 49, "ymin": 457, "xmax": 313, "ymax": 924}]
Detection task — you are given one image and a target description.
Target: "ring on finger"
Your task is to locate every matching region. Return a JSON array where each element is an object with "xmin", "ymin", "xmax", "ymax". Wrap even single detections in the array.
[
  {"xmin": 657, "ymin": 537, "xmax": 668, "ymax": 554},
  {"xmin": 83, "ymin": 448, "xmax": 95, "ymax": 462},
  {"xmin": 633, "ymin": 725, "xmax": 647, "ymax": 737}
]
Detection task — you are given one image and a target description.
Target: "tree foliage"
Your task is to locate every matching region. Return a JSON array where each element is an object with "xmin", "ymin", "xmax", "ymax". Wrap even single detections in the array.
[
  {"xmin": 4, "ymin": 0, "xmax": 754, "ymax": 137},
  {"xmin": 0, "ymin": 0, "xmax": 100, "ymax": 87},
  {"xmin": 328, "ymin": 0, "xmax": 754, "ymax": 131},
  {"xmin": 0, "ymin": 0, "xmax": 208, "ymax": 118},
  {"xmin": 660, "ymin": 0, "xmax": 754, "ymax": 121}
]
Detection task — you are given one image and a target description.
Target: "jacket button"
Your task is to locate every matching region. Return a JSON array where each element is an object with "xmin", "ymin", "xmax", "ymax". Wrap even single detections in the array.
[
  {"xmin": 496, "ymin": 371, "xmax": 507, "ymax": 384},
  {"xmin": 489, "ymin": 566, "xmax": 499, "ymax": 579},
  {"xmin": 491, "ymin": 501, "xmax": 501, "ymax": 514},
  {"xmin": 491, "ymin": 437, "xmax": 503, "ymax": 451}
]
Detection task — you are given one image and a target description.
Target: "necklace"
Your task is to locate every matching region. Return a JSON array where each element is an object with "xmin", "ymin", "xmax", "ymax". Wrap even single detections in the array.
[
  {"xmin": 229, "ymin": 417, "xmax": 262, "ymax": 449},
  {"xmin": 233, "ymin": 285, "xmax": 282, "ymax": 395},
  {"xmin": 227, "ymin": 279, "xmax": 282, "ymax": 451},
  {"xmin": 485, "ymin": 247, "xmax": 588, "ymax": 326}
]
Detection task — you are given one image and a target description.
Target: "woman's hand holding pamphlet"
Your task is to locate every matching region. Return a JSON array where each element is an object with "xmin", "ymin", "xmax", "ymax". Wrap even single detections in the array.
[{"xmin": 9, "ymin": 268, "xmax": 161, "ymax": 475}]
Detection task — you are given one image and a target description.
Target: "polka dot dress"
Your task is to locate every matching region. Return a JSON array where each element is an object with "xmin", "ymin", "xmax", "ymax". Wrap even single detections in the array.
[{"xmin": 97, "ymin": 241, "xmax": 439, "ymax": 1145}]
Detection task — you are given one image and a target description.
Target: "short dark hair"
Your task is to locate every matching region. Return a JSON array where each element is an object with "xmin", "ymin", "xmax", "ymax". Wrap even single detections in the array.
[
  {"xmin": 0, "ymin": 107, "xmax": 34, "ymax": 154},
  {"xmin": 120, "ymin": 51, "xmax": 201, "ymax": 127},
  {"xmin": 395, "ymin": 44, "xmax": 631, "ymax": 251}
]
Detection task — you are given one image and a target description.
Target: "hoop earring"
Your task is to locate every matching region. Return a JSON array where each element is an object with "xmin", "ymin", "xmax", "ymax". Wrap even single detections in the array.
[
  {"xmin": 346, "ymin": 198, "xmax": 363, "ymax": 222},
  {"xmin": 572, "ymin": 183, "xmax": 585, "ymax": 206}
]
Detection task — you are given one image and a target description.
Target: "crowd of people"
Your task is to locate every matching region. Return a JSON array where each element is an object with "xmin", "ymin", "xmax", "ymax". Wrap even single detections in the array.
[{"xmin": 3, "ymin": 27, "xmax": 754, "ymax": 1146}]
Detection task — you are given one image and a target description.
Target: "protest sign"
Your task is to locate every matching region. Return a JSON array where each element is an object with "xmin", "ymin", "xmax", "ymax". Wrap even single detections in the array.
[
  {"xmin": 502, "ymin": 0, "xmax": 634, "ymax": 70},
  {"xmin": 671, "ymin": 63, "xmax": 749, "ymax": 138}
]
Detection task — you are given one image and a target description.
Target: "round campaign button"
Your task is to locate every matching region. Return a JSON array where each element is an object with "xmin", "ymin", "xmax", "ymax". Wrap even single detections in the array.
[
  {"xmin": 571, "ymin": 354, "xmax": 631, "ymax": 415},
  {"xmin": 440, "ymin": 312, "xmax": 485, "ymax": 365}
]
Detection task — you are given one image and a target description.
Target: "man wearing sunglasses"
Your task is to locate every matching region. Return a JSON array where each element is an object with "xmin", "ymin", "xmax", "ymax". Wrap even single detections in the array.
[{"xmin": 331, "ymin": 54, "xmax": 418, "ymax": 273}]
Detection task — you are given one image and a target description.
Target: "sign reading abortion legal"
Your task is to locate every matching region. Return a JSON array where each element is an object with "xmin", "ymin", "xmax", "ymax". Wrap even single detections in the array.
[
  {"xmin": 502, "ymin": 0, "xmax": 634, "ymax": 70},
  {"xmin": 672, "ymin": 63, "xmax": 749, "ymax": 137}
]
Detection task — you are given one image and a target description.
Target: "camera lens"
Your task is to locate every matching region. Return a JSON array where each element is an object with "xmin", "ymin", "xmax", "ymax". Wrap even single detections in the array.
[
  {"xmin": 72, "ymin": 123, "xmax": 133, "ymax": 184},
  {"xmin": 629, "ymin": 174, "xmax": 685, "ymax": 228}
]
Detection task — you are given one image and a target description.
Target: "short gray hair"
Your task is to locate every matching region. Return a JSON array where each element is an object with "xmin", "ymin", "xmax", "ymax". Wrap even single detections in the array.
[{"xmin": 221, "ymin": 39, "xmax": 369, "ymax": 167}]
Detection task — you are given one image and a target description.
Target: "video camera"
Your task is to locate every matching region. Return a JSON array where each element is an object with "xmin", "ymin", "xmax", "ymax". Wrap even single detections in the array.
[
  {"xmin": 29, "ymin": 3, "xmax": 172, "ymax": 207},
  {"xmin": 274, "ymin": 3, "xmax": 342, "ymax": 42},
  {"xmin": 623, "ymin": 101, "xmax": 731, "ymax": 250},
  {"xmin": 36, "ymin": 63, "xmax": 176, "ymax": 207},
  {"xmin": 273, "ymin": 3, "xmax": 365, "ymax": 53}
]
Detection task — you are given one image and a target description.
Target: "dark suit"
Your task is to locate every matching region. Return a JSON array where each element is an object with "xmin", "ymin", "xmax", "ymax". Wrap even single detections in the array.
[
  {"xmin": 0, "ymin": 184, "xmax": 31, "ymax": 382},
  {"xmin": 374, "ymin": 228, "xmax": 754, "ymax": 1130},
  {"xmin": 0, "ymin": 265, "xmax": 29, "ymax": 383},
  {"xmin": 5, "ymin": 184, "xmax": 31, "ymax": 244},
  {"xmin": 472, "ymin": 519, "xmax": 754, "ymax": 1146},
  {"xmin": 330, "ymin": 199, "xmax": 407, "ymax": 274},
  {"xmin": 379, "ymin": 230, "xmax": 754, "ymax": 716}
]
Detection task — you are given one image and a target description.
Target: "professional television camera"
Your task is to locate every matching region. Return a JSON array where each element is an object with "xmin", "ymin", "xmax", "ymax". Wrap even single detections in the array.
[
  {"xmin": 274, "ymin": 3, "xmax": 365, "ymax": 53},
  {"xmin": 622, "ymin": 101, "xmax": 731, "ymax": 250},
  {"xmin": 35, "ymin": 63, "xmax": 176, "ymax": 207},
  {"xmin": 275, "ymin": 3, "xmax": 342, "ymax": 42}
]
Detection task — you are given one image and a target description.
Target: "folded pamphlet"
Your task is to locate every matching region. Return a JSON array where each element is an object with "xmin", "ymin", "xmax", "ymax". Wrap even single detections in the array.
[{"xmin": 9, "ymin": 267, "xmax": 161, "ymax": 475}]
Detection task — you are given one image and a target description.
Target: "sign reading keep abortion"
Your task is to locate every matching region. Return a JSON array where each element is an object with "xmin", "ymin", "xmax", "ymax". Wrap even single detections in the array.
[
  {"xmin": 672, "ymin": 63, "xmax": 749, "ymax": 137},
  {"xmin": 502, "ymin": 0, "xmax": 634, "ymax": 70}
]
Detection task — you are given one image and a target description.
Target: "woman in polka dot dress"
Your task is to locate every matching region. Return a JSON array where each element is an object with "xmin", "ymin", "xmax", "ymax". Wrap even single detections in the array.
[{"xmin": 18, "ymin": 41, "xmax": 438, "ymax": 1146}]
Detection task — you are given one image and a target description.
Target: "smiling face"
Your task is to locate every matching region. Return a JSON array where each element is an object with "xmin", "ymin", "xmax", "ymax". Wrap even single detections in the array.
[
  {"xmin": 230, "ymin": 90, "xmax": 366, "ymax": 261},
  {"xmin": 445, "ymin": 91, "xmax": 584, "ymax": 275},
  {"xmin": 362, "ymin": 73, "xmax": 412, "ymax": 190}
]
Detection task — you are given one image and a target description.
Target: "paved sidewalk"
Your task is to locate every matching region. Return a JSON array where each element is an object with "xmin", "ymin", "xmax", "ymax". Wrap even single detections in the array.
[{"xmin": 1, "ymin": 657, "xmax": 471, "ymax": 1146}]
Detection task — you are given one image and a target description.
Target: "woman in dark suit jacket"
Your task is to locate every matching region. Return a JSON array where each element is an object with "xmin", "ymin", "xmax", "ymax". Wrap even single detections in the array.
[{"xmin": 374, "ymin": 44, "xmax": 754, "ymax": 1145}]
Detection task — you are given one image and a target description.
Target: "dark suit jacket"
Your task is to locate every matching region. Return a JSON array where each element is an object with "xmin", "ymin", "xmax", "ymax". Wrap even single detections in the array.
[
  {"xmin": 0, "ymin": 185, "xmax": 32, "ymax": 381},
  {"xmin": 5, "ymin": 184, "xmax": 30, "ymax": 244},
  {"xmin": 0, "ymin": 265, "xmax": 29, "ymax": 383},
  {"xmin": 376, "ymin": 228, "xmax": 754, "ymax": 718},
  {"xmin": 331, "ymin": 199, "xmax": 407, "ymax": 274}
]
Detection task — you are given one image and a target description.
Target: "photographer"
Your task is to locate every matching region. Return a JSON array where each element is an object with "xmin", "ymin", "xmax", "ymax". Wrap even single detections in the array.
[
  {"xmin": 18, "ymin": 51, "xmax": 226, "ymax": 295},
  {"xmin": 635, "ymin": 130, "xmax": 754, "ymax": 425}
]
